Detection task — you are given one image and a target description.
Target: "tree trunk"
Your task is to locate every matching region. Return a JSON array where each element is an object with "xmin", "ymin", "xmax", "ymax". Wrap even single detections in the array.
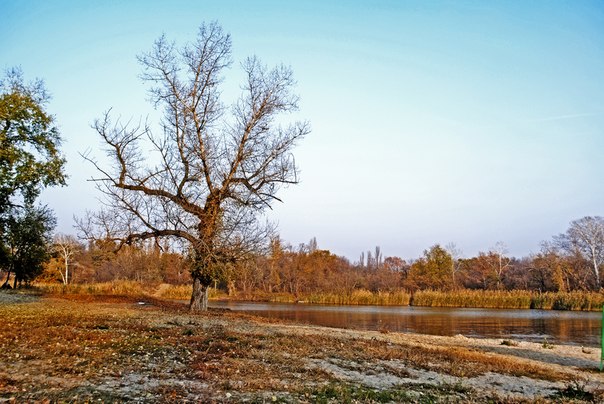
[
  {"xmin": 190, "ymin": 276, "xmax": 209, "ymax": 311},
  {"xmin": 2, "ymin": 270, "xmax": 11, "ymax": 288},
  {"xmin": 592, "ymin": 254, "xmax": 600, "ymax": 290}
]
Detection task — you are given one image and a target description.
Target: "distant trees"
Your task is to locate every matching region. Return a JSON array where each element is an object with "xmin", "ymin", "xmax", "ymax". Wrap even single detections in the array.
[
  {"xmin": 40, "ymin": 238, "xmax": 188, "ymax": 285},
  {"xmin": 357, "ymin": 246, "xmax": 385, "ymax": 271},
  {"xmin": 457, "ymin": 243, "xmax": 511, "ymax": 290},
  {"xmin": 225, "ymin": 238, "xmax": 403, "ymax": 297},
  {"xmin": 52, "ymin": 234, "xmax": 81, "ymax": 285},
  {"xmin": 265, "ymin": 238, "xmax": 356, "ymax": 295},
  {"xmin": 222, "ymin": 224, "xmax": 603, "ymax": 296},
  {"xmin": 0, "ymin": 68, "xmax": 66, "ymax": 287},
  {"xmin": 78, "ymin": 23, "xmax": 308, "ymax": 311},
  {"xmin": 405, "ymin": 245, "xmax": 453, "ymax": 291},
  {"xmin": 445, "ymin": 243, "xmax": 462, "ymax": 289},
  {"xmin": 525, "ymin": 251, "xmax": 567, "ymax": 292},
  {"xmin": 458, "ymin": 254, "xmax": 495, "ymax": 289},
  {"xmin": 382, "ymin": 256, "xmax": 406, "ymax": 273},
  {"xmin": 554, "ymin": 216, "xmax": 604, "ymax": 290},
  {"xmin": 491, "ymin": 241, "xmax": 511, "ymax": 288},
  {"xmin": 30, "ymin": 216, "xmax": 604, "ymax": 297}
]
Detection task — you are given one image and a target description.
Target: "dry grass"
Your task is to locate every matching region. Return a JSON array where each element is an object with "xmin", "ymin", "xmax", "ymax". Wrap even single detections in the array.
[
  {"xmin": 35, "ymin": 281, "xmax": 227, "ymax": 302},
  {"xmin": 35, "ymin": 280, "xmax": 152, "ymax": 296},
  {"xmin": 1, "ymin": 290, "xmax": 602, "ymax": 402},
  {"xmin": 154, "ymin": 283, "xmax": 192, "ymax": 300}
]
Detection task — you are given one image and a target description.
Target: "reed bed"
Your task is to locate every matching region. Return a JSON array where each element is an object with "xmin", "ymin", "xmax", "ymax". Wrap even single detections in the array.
[
  {"xmin": 35, "ymin": 282, "xmax": 604, "ymax": 311},
  {"xmin": 411, "ymin": 289, "xmax": 604, "ymax": 311},
  {"xmin": 412, "ymin": 290, "xmax": 533, "ymax": 309},
  {"xmin": 303, "ymin": 289, "xmax": 411, "ymax": 306},
  {"xmin": 529, "ymin": 291, "xmax": 604, "ymax": 311},
  {"xmin": 236, "ymin": 290, "xmax": 411, "ymax": 305},
  {"xmin": 268, "ymin": 293, "xmax": 300, "ymax": 303},
  {"xmin": 229, "ymin": 292, "xmax": 297, "ymax": 303},
  {"xmin": 229, "ymin": 290, "xmax": 411, "ymax": 306}
]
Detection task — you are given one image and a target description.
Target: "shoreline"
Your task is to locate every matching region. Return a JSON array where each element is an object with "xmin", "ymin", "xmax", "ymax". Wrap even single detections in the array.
[
  {"xmin": 212, "ymin": 295, "xmax": 604, "ymax": 311},
  {"xmin": 214, "ymin": 290, "xmax": 604, "ymax": 312}
]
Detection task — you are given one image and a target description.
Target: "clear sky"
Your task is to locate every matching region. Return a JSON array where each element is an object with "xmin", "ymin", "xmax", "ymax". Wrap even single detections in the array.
[{"xmin": 2, "ymin": 0, "xmax": 603, "ymax": 261}]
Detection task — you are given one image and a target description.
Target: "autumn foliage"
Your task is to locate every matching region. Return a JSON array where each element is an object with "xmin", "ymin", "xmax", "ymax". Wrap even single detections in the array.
[{"xmin": 16, "ymin": 229, "xmax": 603, "ymax": 311}]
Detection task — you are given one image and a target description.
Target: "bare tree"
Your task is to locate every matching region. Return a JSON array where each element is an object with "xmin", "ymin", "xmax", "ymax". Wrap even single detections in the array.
[
  {"xmin": 77, "ymin": 22, "xmax": 309, "ymax": 311},
  {"xmin": 491, "ymin": 241, "xmax": 510, "ymax": 288},
  {"xmin": 366, "ymin": 250, "xmax": 374, "ymax": 269},
  {"xmin": 53, "ymin": 234, "xmax": 81, "ymax": 285},
  {"xmin": 445, "ymin": 242, "xmax": 462, "ymax": 289},
  {"xmin": 374, "ymin": 246, "xmax": 382, "ymax": 269},
  {"xmin": 555, "ymin": 216, "xmax": 604, "ymax": 290}
]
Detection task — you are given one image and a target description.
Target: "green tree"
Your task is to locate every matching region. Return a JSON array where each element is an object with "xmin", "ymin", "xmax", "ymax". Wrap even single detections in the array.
[
  {"xmin": 0, "ymin": 68, "xmax": 66, "ymax": 286},
  {"xmin": 1, "ymin": 205, "xmax": 56, "ymax": 288},
  {"xmin": 0, "ymin": 67, "xmax": 66, "ymax": 209},
  {"xmin": 406, "ymin": 245, "xmax": 453, "ymax": 290}
]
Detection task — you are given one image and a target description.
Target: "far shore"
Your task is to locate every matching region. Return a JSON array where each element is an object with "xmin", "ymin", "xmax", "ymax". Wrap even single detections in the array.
[{"xmin": 34, "ymin": 281, "xmax": 604, "ymax": 312}]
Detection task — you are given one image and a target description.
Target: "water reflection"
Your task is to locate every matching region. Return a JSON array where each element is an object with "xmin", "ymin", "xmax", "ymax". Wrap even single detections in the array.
[{"xmin": 209, "ymin": 301, "xmax": 602, "ymax": 347}]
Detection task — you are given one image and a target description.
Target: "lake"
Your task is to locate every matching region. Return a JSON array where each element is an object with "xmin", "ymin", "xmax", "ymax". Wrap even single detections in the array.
[{"xmin": 209, "ymin": 301, "xmax": 603, "ymax": 347}]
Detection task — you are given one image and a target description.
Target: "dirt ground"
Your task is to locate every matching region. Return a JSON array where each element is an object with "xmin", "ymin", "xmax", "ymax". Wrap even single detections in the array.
[{"xmin": 0, "ymin": 290, "xmax": 603, "ymax": 403}]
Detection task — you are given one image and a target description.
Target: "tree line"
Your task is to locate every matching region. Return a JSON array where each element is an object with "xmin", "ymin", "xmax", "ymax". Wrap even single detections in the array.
[{"xmin": 25, "ymin": 215, "xmax": 604, "ymax": 297}]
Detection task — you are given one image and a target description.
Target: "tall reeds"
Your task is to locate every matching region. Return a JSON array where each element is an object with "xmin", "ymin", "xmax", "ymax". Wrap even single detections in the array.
[
  {"xmin": 529, "ymin": 291, "xmax": 604, "ymax": 311},
  {"xmin": 411, "ymin": 290, "xmax": 604, "ymax": 311},
  {"xmin": 227, "ymin": 290, "xmax": 411, "ymax": 305},
  {"xmin": 412, "ymin": 290, "xmax": 533, "ymax": 309},
  {"xmin": 303, "ymin": 290, "xmax": 411, "ymax": 306},
  {"xmin": 34, "ymin": 281, "xmax": 604, "ymax": 311}
]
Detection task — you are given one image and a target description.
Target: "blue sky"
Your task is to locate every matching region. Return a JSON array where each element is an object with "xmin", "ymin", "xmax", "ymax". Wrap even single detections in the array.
[{"xmin": 2, "ymin": 1, "xmax": 603, "ymax": 260}]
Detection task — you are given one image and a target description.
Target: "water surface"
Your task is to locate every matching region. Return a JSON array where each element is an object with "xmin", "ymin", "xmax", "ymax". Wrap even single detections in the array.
[{"xmin": 210, "ymin": 301, "xmax": 602, "ymax": 347}]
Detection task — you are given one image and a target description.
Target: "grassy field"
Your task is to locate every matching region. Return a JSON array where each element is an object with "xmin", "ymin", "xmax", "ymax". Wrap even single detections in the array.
[{"xmin": 1, "ymin": 289, "xmax": 602, "ymax": 402}]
